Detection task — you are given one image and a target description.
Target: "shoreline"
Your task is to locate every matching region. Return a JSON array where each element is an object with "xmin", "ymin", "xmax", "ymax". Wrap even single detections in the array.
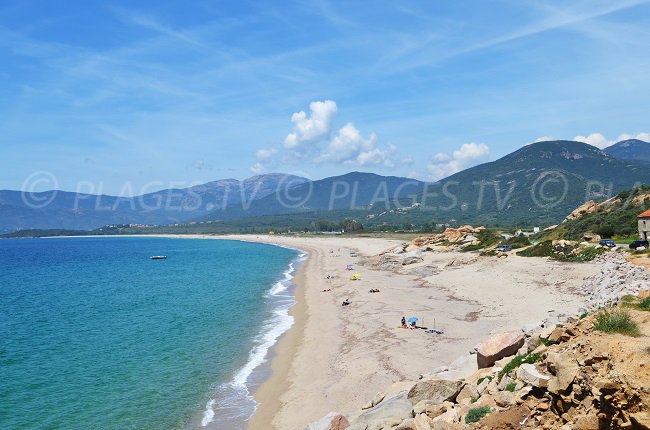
[{"xmin": 22, "ymin": 234, "xmax": 603, "ymax": 429}]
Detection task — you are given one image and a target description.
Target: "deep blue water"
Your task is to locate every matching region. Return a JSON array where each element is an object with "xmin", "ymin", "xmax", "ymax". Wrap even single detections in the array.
[{"xmin": 0, "ymin": 236, "xmax": 298, "ymax": 430}]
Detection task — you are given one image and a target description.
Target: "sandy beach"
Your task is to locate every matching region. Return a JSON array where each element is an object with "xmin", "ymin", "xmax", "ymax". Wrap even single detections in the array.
[{"xmin": 196, "ymin": 234, "xmax": 600, "ymax": 430}]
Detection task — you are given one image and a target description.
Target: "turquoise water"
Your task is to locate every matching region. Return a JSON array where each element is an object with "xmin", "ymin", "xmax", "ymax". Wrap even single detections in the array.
[{"xmin": 0, "ymin": 237, "xmax": 299, "ymax": 430}]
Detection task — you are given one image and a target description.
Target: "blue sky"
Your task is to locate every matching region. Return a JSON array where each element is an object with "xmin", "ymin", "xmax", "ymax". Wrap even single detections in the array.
[{"xmin": 1, "ymin": 0, "xmax": 649, "ymax": 194}]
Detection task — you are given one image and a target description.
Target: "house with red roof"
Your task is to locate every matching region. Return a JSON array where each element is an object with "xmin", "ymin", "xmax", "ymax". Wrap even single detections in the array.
[{"xmin": 639, "ymin": 209, "xmax": 650, "ymax": 240}]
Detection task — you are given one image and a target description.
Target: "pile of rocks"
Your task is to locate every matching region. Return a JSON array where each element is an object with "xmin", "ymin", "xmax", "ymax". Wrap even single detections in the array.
[
  {"xmin": 306, "ymin": 309, "xmax": 650, "ymax": 430},
  {"xmin": 410, "ymin": 226, "xmax": 486, "ymax": 250},
  {"xmin": 581, "ymin": 251, "xmax": 650, "ymax": 310}
]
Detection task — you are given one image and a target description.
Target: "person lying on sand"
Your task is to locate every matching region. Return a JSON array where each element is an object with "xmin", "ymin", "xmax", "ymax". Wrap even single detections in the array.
[
  {"xmin": 342, "ymin": 299, "xmax": 351, "ymax": 306},
  {"xmin": 409, "ymin": 321, "xmax": 417, "ymax": 329},
  {"xmin": 321, "ymin": 288, "xmax": 331, "ymax": 292},
  {"xmin": 368, "ymin": 288, "xmax": 380, "ymax": 293}
]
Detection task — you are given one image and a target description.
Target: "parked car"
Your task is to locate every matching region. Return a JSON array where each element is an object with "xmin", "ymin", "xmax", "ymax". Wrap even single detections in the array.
[
  {"xmin": 599, "ymin": 239, "xmax": 616, "ymax": 248},
  {"xmin": 629, "ymin": 240, "xmax": 649, "ymax": 250},
  {"xmin": 496, "ymin": 245, "xmax": 512, "ymax": 252}
]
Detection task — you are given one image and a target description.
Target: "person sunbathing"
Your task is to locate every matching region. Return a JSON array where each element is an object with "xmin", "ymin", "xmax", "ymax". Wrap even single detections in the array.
[{"xmin": 342, "ymin": 299, "xmax": 351, "ymax": 306}]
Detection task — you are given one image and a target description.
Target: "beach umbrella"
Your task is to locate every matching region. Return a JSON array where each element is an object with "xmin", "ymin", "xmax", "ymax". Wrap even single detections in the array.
[{"xmin": 407, "ymin": 317, "xmax": 418, "ymax": 324}]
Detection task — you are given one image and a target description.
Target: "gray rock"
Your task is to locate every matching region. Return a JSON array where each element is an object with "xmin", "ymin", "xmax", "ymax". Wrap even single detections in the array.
[
  {"xmin": 407, "ymin": 379, "xmax": 465, "ymax": 405},
  {"xmin": 357, "ymin": 393, "xmax": 414, "ymax": 423}
]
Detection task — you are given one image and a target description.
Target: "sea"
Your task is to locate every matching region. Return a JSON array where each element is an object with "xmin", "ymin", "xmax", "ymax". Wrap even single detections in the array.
[{"xmin": 0, "ymin": 236, "xmax": 302, "ymax": 430}]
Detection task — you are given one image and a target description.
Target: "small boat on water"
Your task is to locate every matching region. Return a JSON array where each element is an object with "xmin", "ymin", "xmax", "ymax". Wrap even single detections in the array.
[{"xmin": 150, "ymin": 255, "xmax": 167, "ymax": 260}]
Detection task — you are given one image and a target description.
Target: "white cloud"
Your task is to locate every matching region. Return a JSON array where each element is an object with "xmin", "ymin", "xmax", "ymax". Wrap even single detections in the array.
[
  {"xmin": 574, "ymin": 131, "xmax": 650, "ymax": 149},
  {"xmin": 533, "ymin": 136, "xmax": 555, "ymax": 143},
  {"xmin": 250, "ymin": 162, "xmax": 265, "ymax": 174},
  {"xmin": 255, "ymin": 147, "xmax": 276, "ymax": 161},
  {"xmin": 283, "ymin": 100, "xmax": 337, "ymax": 149},
  {"xmin": 616, "ymin": 132, "xmax": 650, "ymax": 143},
  {"xmin": 574, "ymin": 132, "xmax": 611, "ymax": 149},
  {"xmin": 319, "ymin": 123, "xmax": 397, "ymax": 167},
  {"xmin": 426, "ymin": 142, "xmax": 490, "ymax": 181}
]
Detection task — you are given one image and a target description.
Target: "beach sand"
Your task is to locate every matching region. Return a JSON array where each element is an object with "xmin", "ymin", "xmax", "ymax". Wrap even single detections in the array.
[{"xmin": 210, "ymin": 235, "xmax": 601, "ymax": 430}]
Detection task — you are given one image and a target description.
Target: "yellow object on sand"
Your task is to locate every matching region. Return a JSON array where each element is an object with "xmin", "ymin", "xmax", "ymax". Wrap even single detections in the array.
[{"xmin": 350, "ymin": 274, "xmax": 362, "ymax": 280}]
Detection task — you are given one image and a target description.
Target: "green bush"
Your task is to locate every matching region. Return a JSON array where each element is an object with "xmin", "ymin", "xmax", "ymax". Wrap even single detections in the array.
[
  {"xmin": 504, "ymin": 235, "xmax": 531, "ymax": 249},
  {"xmin": 637, "ymin": 297, "xmax": 650, "ymax": 311},
  {"xmin": 465, "ymin": 406, "xmax": 491, "ymax": 424},
  {"xmin": 505, "ymin": 382, "xmax": 517, "ymax": 392},
  {"xmin": 594, "ymin": 309, "xmax": 641, "ymax": 336},
  {"xmin": 498, "ymin": 353, "xmax": 541, "ymax": 380},
  {"xmin": 517, "ymin": 241, "xmax": 553, "ymax": 257}
]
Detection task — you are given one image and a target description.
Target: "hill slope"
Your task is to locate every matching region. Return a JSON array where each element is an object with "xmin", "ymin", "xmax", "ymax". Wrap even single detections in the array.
[
  {"xmin": 407, "ymin": 140, "xmax": 650, "ymax": 226},
  {"xmin": 604, "ymin": 139, "xmax": 650, "ymax": 163},
  {"xmin": 202, "ymin": 172, "xmax": 426, "ymax": 221},
  {"xmin": 0, "ymin": 174, "xmax": 308, "ymax": 233}
]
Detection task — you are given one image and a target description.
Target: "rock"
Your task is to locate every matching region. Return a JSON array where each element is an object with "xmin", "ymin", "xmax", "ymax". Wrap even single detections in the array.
[
  {"xmin": 407, "ymin": 379, "xmax": 464, "ymax": 406},
  {"xmin": 431, "ymin": 408, "xmax": 459, "ymax": 424},
  {"xmin": 573, "ymin": 414, "xmax": 599, "ymax": 430},
  {"xmin": 414, "ymin": 413, "xmax": 433, "ymax": 430},
  {"xmin": 455, "ymin": 383, "xmax": 478, "ymax": 403},
  {"xmin": 357, "ymin": 393, "xmax": 414, "ymax": 423},
  {"xmin": 395, "ymin": 418, "xmax": 416, "ymax": 430},
  {"xmin": 305, "ymin": 412, "xmax": 350, "ymax": 430},
  {"xmin": 548, "ymin": 354, "xmax": 579, "ymax": 394},
  {"xmin": 630, "ymin": 412, "xmax": 650, "ymax": 430},
  {"xmin": 365, "ymin": 381, "xmax": 416, "ymax": 409},
  {"xmin": 546, "ymin": 327, "xmax": 564, "ymax": 343},
  {"xmin": 493, "ymin": 390, "xmax": 515, "ymax": 407},
  {"xmin": 476, "ymin": 332, "xmax": 525, "ymax": 368},
  {"xmin": 330, "ymin": 415, "xmax": 351, "ymax": 430},
  {"xmin": 516, "ymin": 363, "xmax": 550, "ymax": 388}
]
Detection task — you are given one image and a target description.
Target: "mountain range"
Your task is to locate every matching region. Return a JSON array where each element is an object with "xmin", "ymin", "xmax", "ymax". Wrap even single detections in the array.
[{"xmin": 2, "ymin": 139, "xmax": 650, "ymax": 233}]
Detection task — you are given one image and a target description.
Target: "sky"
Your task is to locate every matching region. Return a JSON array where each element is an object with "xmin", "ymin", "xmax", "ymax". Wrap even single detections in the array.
[{"xmin": 1, "ymin": 0, "xmax": 650, "ymax": 195}]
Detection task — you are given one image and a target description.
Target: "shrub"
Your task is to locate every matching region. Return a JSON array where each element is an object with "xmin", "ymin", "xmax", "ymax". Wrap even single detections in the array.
[
  {"xmin": 465, "ymin": 406, "xmax": 491, "ymax": 424},
  {"xmin": 505, "ymin": 382, "xmax": 517, "ymax": 392},
  {"xmin": 638, "ymin": 297, "xmax": 650, "ymax": 311},
  {"xmin": 476, "ymin": 375, "xmax": 493, "ymax": 386},
  {"xmin": 498, "ymin": 353, "xmax": 541, "ymax": 381},
  {"xmin": 594, "ymin": 309, "xmax": 641, "ymax": 336},
  {"xmin": 517, "ymin": 241, "xmax": 553, "ymax": 257}
]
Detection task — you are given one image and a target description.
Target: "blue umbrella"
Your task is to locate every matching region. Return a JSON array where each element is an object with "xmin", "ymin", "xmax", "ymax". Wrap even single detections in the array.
[{"xmin": 407, "ymin": 317, "xmax": 418, "ymax": 324}]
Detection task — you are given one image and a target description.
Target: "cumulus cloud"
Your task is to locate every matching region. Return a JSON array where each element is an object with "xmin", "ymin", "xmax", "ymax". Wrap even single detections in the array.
[
  {"xmin": 573, "ymin": 133, "xmax": 611, "ymax": 149},
  {"xmin": 574, "ymin": 131, "xmax": 650, "ymax": 149},
  {"xmin": 255, "ymin": 147, "xmax": 276, "ymax": 161},
  {"xmin": 250, "ymin": 162, "xmax": 265, "ymax": 174},
  {"xmin": 617, "ymin": 132, "xmax": 650, "ymax": 143},
  {"xmin": 426, "ymin": 142, "xmax": 490, "ymax": 181},
  {"xmin": 283, "ymin": 100, "xmax": 337, "ymax": 150},
  {"xmin": 319, "ymin": 123, "xmax": 397, "ymax": 167},
  {"xmin": 533, "ymin": 136, "xmax": 555, "ymax": 143}
]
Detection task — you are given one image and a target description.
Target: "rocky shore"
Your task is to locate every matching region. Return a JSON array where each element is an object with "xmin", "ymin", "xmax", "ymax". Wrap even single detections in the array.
[{"xmin": 305, "ymin": 247, "xmax": 650, "ymax": 430}]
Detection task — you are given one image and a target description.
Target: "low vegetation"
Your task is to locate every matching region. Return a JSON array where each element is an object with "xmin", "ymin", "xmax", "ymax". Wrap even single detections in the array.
[
  {"xmin": 542, "ymin": 186, "xmax": 650, "ymax": 242},
  {"xmin": 594, "ymin": 309, "xmax": 641, "ymax": 337},
  {"xmin": 505, "ymin": 382, "xmax": 516, "ymax": 392},
  {"xmin": 503, "ymin": 235, "xmax": 531, "ymax": 249},
  {"xmin": 498, "ymin": 353, "xmax": 541, "ymax": 381},
  {"xmin": 465, "ymin": 406, "xmax": 491, "ymax": 424},
  {"xmin": 516, "ymin": 241, "xmax": 605, "ymax": 262}
]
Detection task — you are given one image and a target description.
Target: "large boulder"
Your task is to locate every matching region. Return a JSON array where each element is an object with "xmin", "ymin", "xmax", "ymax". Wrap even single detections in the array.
[
  {"xmin": 357, "ymin": 392, "xmax": 414, "ymax": 423},
  {"xmin": 407, "ymin": 379, "xmax": 465, "ymax": 405},
  {"xmin": 547, "ymin": 353, "xmax": 579, "ymax": 394},
  {"xmin": 305, "ymin": 412, "xmax": 350, "ymax": 430},
  {"xmin": 516, "ymin": 363, "xmax": 550, "ymax": 388},
  {"xmin": 476, "ymin": 332, "xmax": 525, "ymax": 368}
]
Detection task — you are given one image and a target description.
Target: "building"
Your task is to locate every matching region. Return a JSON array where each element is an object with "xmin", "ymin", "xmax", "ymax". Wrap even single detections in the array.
[{"xmin": 639, "ymin": 209, "xmax": 650, "ymax": 240}]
